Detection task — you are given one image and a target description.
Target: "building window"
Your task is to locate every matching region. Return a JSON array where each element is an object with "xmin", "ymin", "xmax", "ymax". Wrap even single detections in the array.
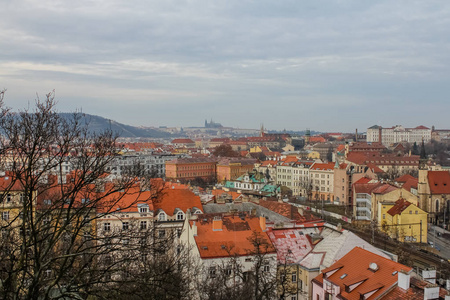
[
  {"xmin": 209, "ymin": 266, "xmax": 216, "ymax": 278},
  {"xmin": 122, "ymin": 222, "xmax": 129, "ymax": 230},
  {"xmin": 177, "ymin": 211, "xmax": 184, "ymax": 220},
  {"xmin": 158, "ymin": 229, "xmax": 166, "ymax": 238},
  {"xmin": 104, "ymin": 222, "xmax": 110, "ymax": 232},
  {"xmin": 43, "ymin": 215, "xmax": 51, "ymax": 225},
  {"xmin": 292, "ymin": 272, "xmax": 297, "ymax": 282},
  {"xmin": 2, "ymin": 211, "xmax": 9, "ymax": 221},
  {"xmin": 140, "ymin": 221, "xmax": 147, "ymax": 230},
  {"xmin": 139, "ymin": 206, "xmax": 148, "ymax": 213},
  {"xmin": 264, "ymin": 265, "xmax": 270, "ymax": 272},
  {"xmin": 158, "ymin": 212, "xmax": 166, "ymax": 221},
  {"xmin": 44, "ymin": 199, "xmax": 52, "ymax": 206}
]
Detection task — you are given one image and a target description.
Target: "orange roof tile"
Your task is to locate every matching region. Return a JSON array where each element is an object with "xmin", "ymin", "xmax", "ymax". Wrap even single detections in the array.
[
  {"xmin": 402, "ymin": 178, "xmax": 418, "ymax": 193},
  {"xmin": 258, "ymin": 199, "xmax": 306, "ymax": 222},
  {"xmin": 427, "ymin": 171, "xmax": 450, "ymax": 194},
  {"xmin": 171, "ymin": 138, "xmax": 195, "ymax": 144},
  {"xmin": 154, "ymin": 189, "xmax": 203, "ymax": 216},
  {"xmin": 387, "ymin": 198, "xmax": 412, "ymax": 216},
  {"xmin": 310, "ymin": 162, "xmax": 335, "ymax": 171},
  {"xmin": 191, "ymin": 214, "xmax": 276, "ymax": 259},
  {"xmin": 395, "ymin": 174, "xmax": 417, "ymax": 183},
  {"xmin": 313, "ymin": 247, "xmax": 412, "ymax": 300}
]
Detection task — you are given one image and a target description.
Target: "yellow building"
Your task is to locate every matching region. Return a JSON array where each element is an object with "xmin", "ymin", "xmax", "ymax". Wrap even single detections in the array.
[
  {"xmin": 307, "ymin": 151, "xmax": 320, "ymax": 160},
  {"xmin": 379, "ymin": 198, "xmax": 427, "ymax": 243},
  {"xmin": 0, "ymin": 174, "xmax": 28, "ymax": 235}
]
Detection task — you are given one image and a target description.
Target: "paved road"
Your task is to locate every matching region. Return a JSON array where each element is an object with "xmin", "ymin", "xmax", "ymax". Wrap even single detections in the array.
[{"xmin": 428, "ymin": 225, "xmax": 450, "ymax": 260}]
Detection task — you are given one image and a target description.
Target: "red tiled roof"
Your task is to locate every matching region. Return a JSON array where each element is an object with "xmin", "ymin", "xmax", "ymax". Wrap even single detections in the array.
[
  {"xmin": 387, "ymin": 198, "xmax": 412, "ymax": 216},
  {"xmin": 354, "ymin": 182, "xmax": 383, "ymax": 194},
  {"xmin": 171, "ymin": 138, "xmax": 195, "ymax": 144},
  {"xmin": 414, "ymin": 125, "xmax": 430, "ymax": 130},
  {"xmin": 309, "ymin": 136, "xmax": 326, "ymax": 143},
  {"xmin": 336, "ymin": 144, "xmax": 345, "ymax": 152},
  {"xmin": 383, "ymin": 276, "xmax": 448, "ymax": 300},
  {"xmin": 402, "ymin": 178, "xmax": 418, "ymax": 193},
  {"xmin": 267, "ymin": 228, "xmax": 312, "ymax": 264},
  {"xmin": 427, "ymin": 171, "xmax": 450, "ymax": 194},
  {"xmin": 372, "ymin": 184, "xmax": 398, "ymax": 195},
  {"xmin": 353, "ymin": 177, "xmax": 372, "ymax": 185},
  {"xmin": 258, "ymin": 199, "xmax": 306, "ymax": 222},
  {"xmin": 210, "ymin": 138, "xmax": 230, "ymax": 143},
  {"xmin": 153, "ymin": 189, "xmax": 203, "ymax": 216},
  {"xmin": 395, "ymin": 174, "xmax": 417, "ymax": 183},
  {"xmin": 346, "ymin": 152, "xmax": 368, "ymax": 165},
  {"xmin": 310, "ymin": 162, "xmax": 335, "ymax": 171},
  {"xmin": 366, "ymin": 163, "xmax": 385, "ymax": 174},
  {"xmin": 211, "ymin": 189, "xmax": 242, "ymax": 201},
  {"xmin": 313, "ymin": 247, "xmax": 412, "ymax": 300},
  {"xmin": 0, "ymin": 172, "xmax": 25, "ymax": 191},
  {"xmin": 191, "ymin": 214, "xmax": 276, "ymax": 259}
]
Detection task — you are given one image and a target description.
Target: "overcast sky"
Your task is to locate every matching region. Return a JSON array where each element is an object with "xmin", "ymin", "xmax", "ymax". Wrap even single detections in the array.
[{"xmin": 1, "ymin": 0, "xmax": 449, "ymax": 132}]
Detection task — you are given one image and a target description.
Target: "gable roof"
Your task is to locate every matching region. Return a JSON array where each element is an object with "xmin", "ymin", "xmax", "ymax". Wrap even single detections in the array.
[
  {"xmin": 394, "ymin": 174, "xmax": 417, "ymax": 184},
  {"xmin": 402, "ymin": 178, "xmax": 418, "ymax": 193},
  {"xmin": 427, "ymin": 171, "xmax": 450, "ymax": 194},
  {"xmin": 191, "ymin": 214, "xmax": 276, "ymax": 259},
  {"xmin": 310, "ymin": 162, "xmax": 335, "ymax": 171},
  {"xmin": 258, "ymin": 199, "xmax": 306, "ymax": 222},
  {"xmin": 267, "ymin": 228, "xmax": 313, "ymax": 264},
  {"xmin": 387, "ymin": 198, "xmax": 412, "ymax": 216},
  {"xmin": 312, "ymin": 247, "xmax": 412, "ymax": 300},
  {"xmin": 153, "ymin": 189, "xmax": 203, "ymax": 216}
]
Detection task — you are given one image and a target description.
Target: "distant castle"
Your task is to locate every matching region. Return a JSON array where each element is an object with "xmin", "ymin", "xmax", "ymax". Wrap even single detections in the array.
[{"xmin": 205, "ymin": 119, "xmax": 223, "ymax": 128}]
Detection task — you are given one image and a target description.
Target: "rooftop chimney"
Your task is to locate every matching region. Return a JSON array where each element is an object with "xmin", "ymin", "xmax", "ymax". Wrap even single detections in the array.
[
  {"xmin": 192, "ymin": 221, "xmax": 197, "ymax": 236},
  {"xmin": 260, "ymin": 216, "xmax": 267, "ymax": 232},
  {"xmin": 398, "ymin": 270, "xmax": 410, "ymax": 291},
  {"xmin": 424, "ymin": 284, "xmax": 440, "ymax": 300},
  {"xmin": 212, "ymin": 217, "xmax": 223, "ymax": 231}
]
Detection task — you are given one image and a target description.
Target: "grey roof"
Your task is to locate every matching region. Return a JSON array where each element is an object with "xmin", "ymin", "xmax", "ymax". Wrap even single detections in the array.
[
  {"xmin": 203, "ymin": 202, "xmax": 291, "ymax": 223},
  {"xmin": 299, "ymin": 227, "xmax": 390, "ymax": 270}
]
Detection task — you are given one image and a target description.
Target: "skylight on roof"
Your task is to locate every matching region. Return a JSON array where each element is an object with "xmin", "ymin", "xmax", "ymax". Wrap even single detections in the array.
[{"xmin": 340, "ymin": 273, "xmax": 347, "ymax": 279}]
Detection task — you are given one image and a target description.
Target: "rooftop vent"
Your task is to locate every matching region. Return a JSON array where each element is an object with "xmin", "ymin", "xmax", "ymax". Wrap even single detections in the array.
[{"xmin": 369, "ymin": 263, "xmax": 379, "ymax": 272}]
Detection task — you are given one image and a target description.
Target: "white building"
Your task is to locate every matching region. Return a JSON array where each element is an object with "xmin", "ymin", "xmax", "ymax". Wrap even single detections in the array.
[{"xmin": 367, "ymin": 125, "xmax": 431, "ymax": 146}]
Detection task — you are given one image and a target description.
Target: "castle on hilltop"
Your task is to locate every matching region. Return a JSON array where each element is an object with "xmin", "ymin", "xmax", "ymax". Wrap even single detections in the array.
[{"xmin": 204, "ymin": 119, "xmax": 223, "ymax": 128}]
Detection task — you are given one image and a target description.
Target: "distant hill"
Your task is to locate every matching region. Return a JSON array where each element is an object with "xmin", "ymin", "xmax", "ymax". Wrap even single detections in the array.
[{"xmin": 59, "ymin": 113, "xmax": 171, "ymax": 138}]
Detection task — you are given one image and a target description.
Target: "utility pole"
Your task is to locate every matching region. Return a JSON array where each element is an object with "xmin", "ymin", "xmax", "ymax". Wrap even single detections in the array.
[
  {"xmin": 371, "ymin": 221, "xmax": 375, "ymax": 244},
  {"xmin": 420, "ymin": 220, "xmax": 422, "ymax": 244}
]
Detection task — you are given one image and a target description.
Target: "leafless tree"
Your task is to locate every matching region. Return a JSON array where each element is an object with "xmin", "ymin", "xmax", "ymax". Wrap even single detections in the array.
[
  {"xmin": 0, "ymin": 92, "xmax": 195, "ymax": 299},
  {"xmin": 198, "ymin": 231, "xmax": 277, "ymax": 300}
]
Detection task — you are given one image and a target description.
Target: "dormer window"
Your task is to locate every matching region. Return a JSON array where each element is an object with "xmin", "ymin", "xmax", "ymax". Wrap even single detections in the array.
[
  {"xmin": 177, "ymin": 211, "xmax": 184, "ymax": 220},
  {"xmin": 139, "ymin": 207, "xmax": 148, "ymax": 213},
  {"xmin": 158, "ymin": 212, "xmax": 166, "ymax": 221}
]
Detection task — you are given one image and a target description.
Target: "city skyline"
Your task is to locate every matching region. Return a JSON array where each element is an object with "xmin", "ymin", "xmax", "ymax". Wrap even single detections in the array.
[{"xmin": 1, "ymin": 0, "xmax": 450, "ymax": 131}]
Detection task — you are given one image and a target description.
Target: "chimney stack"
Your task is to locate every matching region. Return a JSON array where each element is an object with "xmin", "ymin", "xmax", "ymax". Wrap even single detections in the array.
[
  {"xmin": 212, "ymin": 216, "xmax": 223, "ymax": 231},
  {"xmin": 260, "ymin": 216, "xmax": 267, "ymax": 232},
  {"xmin": 192, "ymin": 221, "xmax": 197, "ymax": 236},
  {"xmin": 397, "ymin": 270, "xmax": 410, "ymax": 291},
  {"xmin": 423, "ymin": 284, "xmax": 440, "ymax": 300}
]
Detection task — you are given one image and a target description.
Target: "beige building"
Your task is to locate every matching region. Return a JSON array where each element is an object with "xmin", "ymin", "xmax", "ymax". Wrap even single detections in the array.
[
  {"xmin": 366, "ymin": 125, "xmax": 431, "ymax": 146},
  {"xmin": 309, "ymin": 162, "xmax": 335, "ymax": 201},
  {"xmin": 418, "ymin": 169, "xmax": 450, "ymax": 226}
]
